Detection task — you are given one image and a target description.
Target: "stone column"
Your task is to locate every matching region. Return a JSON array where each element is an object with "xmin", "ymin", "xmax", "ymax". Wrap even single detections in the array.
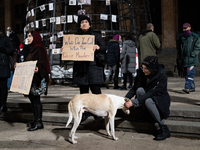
[
  {"xmin": 161, "ymin": 0, "xmax": 176, "ymax": 49},
  {"xmin": 4, "ymin": 0, "xmax": 12, "ymax": 31}
]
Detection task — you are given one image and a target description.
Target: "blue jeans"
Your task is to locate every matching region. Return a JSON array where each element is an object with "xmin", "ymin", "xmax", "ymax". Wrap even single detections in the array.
[
  {"xmin": 7, "ymin": 71, "xmax": 13, "ymax": 90},
  {"xmin": 184, "ymin": 66, "xmax": 195, "ymax": 89}
]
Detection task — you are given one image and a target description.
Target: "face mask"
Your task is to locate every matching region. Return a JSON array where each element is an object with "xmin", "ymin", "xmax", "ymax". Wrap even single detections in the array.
[{"xmin": 183, "ymin": 30, "xmax": 191, "ymax": 37}]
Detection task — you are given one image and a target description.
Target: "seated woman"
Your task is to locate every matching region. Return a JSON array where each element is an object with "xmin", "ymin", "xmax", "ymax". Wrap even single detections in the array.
[{"xmin": 124, "ymin": 56, "xmax": 170, "ymax": 140}]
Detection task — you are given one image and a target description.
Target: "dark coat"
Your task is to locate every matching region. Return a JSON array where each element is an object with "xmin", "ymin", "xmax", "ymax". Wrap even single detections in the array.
[
  {"xmin": 177, "ymin": 32, "xmax": 200, "ymax": 67},
  {"xmin": 107, "ymin": 39, "xmax": 120, "ymax": 66},
  {"xmin": 0, "ymin": 32, "xmax": 15, "ymax": 78},
  {"xmin": 73, "ymin": 28, "xmax": 107, "ymax": 85},
  {"xmin": 125, "ymin": 65, "xmax": 171, "ymax": 119}
]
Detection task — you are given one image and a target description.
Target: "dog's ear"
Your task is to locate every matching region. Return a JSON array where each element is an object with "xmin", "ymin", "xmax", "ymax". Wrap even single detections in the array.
[{"xmin": 124, "ymin": 98, "xmax": 130, "ymax": 102}]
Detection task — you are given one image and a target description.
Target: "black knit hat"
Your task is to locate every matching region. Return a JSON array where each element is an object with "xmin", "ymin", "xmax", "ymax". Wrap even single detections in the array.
[
  {"xmin": 142, "ymin": 56, "xmax": 158, "ymax": 70},
  {"xmin": 78, "ymin": 15, "xmax": 91, "ymax": 27}
]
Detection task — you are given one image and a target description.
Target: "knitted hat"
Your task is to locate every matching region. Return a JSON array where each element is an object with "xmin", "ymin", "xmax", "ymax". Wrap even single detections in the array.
[
  {"xmin": 78, "ymin": 15, "xmax": 91, "ymax": 27},
  {"xmin": 182, "ymin": 23, "xmax": 191, "ymax": 29},
  {"xmin": 142, "ymin": 56, "xmax": 158, "ymax": 70},
  {"xmin": 113, "ymin": 34, "xmax": 120, "ymax": 41}
]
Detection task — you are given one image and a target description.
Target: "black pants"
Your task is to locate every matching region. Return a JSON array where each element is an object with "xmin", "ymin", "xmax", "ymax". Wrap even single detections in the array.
[
  {"xmin": 79, "ymin": 84, "xmax": 101, "ymax": 94},
  {"xmin": 28, "ymin": 93, "xmax": 41, "ymax": 105},
  {"xmin": 123, "ymin": 73, "xmax": 133, "ymax": 87},
  {"xmin": 0, "ymin": 78, "xmax": 8, "ymax": 106}
]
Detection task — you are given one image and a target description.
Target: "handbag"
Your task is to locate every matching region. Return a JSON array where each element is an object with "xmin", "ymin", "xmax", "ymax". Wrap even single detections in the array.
[
  {"xmin": 95, "ymin": 52, "xmax": 108, "ymax": 67},
  {"xmin": 30, "ymin": 78, "xmax": 47, "ymax": 96}
]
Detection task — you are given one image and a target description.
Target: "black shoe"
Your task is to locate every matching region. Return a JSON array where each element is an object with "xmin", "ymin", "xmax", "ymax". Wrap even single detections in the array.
[
  {"xmin": 0, "ymin": 105, "xmax": 7, "ymax": 115},
  {"xmin": 154, "ymin": 125, "xmax": 170, "ymax": 140},
  {"xmin": 182, "ymin": 88, "xmax": 190, "ymax": 94},
  {"xmin": 127, "ymin": 85, "xmax": 132, "ymax": 89},
  {"xmin": 27, "ymin": 119, "xmax": 37, "ymax": 128},
  {"xmin": 93, "ymin": 115, "xmax": 103, "ymax": 121},
  {"xmin": 104, "ymin": 81, "xmax": 109, "ymax": 89},
  {"xmin": 27, "ymin": 119, "xmax": 44, "ymax": 131},
  {"xmin": 189, "ymin": 89, "xmax": 195, "ymax": 92},
  {"xmin": 113, "ymin": 86, "xmax": 119, "ymax": 89},
  {"xmin": 81, "ymin": 111, "xmax": 90, "ymax": 122},
  {"xmin": 119, "ymin": 85, "xmax": 127, "ymax": 90}
]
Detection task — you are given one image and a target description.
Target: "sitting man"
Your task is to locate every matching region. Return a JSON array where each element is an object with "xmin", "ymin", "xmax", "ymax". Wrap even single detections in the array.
[{"xmin": 124, "ymin": 56, "xmax": 171, "ymax": 140}]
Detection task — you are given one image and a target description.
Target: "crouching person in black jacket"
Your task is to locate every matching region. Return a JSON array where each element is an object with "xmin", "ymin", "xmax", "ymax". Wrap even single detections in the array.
[
  {"xmin": 124, "ymin": 56, "xmax": 171, "ymax": 140},
  {"xmin": 0, "ymin": 31, "xmax": 15, "ymax": 115}
]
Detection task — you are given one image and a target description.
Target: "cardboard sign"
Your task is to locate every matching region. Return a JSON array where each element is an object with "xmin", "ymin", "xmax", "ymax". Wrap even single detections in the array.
[
  {"xmin": 10, "ymin": 61, "xmax": 37, "ymax": 95},
  {"xmin": 62, "ymin": 35, "xmax": 95, "ymax": 61}
]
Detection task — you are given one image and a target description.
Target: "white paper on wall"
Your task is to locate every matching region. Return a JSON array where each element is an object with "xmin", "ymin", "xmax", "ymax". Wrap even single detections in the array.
[
  {"xmin": 42, "ymin": 19, "xmax": 46, "ymax": 26},
  {"xmin": 112, "ymin": 15, "xmax": 117, "ymax": 22},
  {"xmin": 49, "ymin": 3, "xmax": 54, "ymax": 11},
  {"xmin": 100, "ymin": 14, "xmax": 108, "ymax": 20},
  {"xmin": 106, "ymin": 0, "xmax": 110, "ymax": 6},
  {"xmin": 56, "ymin": 17, "xmax": 61, "ymax": 24},
  {"xmin": 67, "ymin": 15, "xmax": 73, "ymax": 23},
  {"xmin": 35, "ymin": 21, "xmax": 39, "ymax": 28},
  {"xmin": 74, "ymin": 15, "xmax": 78, "ymax": 23},
  {"xmin": 57, "ymin": 31, "xmax": 63, "ymax": 38},
  {"xmin": 31, "ymin": 9, "xmax": 34, "ymax": 16},
  {"xmin": 69, "ymin": 0, "xmax": 76, "ymax": 5},
  {"xmin": 50, "ymin": 17, "xmax": 56, "ymax": 23},
  {"xmin": 61, "ymin": 16, "xmax": 66, "ymax": 24},
  {"xmin": 40, "ymin": 5, "xmax": 46, "ymax": 11}
]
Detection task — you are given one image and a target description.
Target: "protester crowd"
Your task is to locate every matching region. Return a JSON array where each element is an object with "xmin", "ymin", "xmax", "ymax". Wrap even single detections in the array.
[{"xmin": 1, "ymin": 15, "xmax": 200, "ymax": 141}]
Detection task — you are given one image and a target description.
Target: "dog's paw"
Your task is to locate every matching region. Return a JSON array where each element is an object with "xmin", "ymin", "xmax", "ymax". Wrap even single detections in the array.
[
  {"xmin": 113, "ymin": 137, "xmax": 118, "ymax": 141},
  {"xmin": 72, "ymin": 140, "xmax": 78, "ymax": 144},
  {"xmin": 74, "ymin": 136, "xmax": 78, "ymax": 139}
]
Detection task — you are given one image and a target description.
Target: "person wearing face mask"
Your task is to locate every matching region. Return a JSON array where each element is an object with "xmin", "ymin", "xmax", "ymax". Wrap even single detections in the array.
[
  {"xmin": 124, "ymin": 56, "xmax": 171, "ymax": 141},
  {"xmin": 177, "ymin": 23, "xmax": 200, "ymax": 94}
]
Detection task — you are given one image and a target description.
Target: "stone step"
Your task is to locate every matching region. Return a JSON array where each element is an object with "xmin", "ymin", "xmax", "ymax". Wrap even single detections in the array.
[
  {"xmin": 5, "ymin": 101, "xmax": 200, "ymax": 122},
  {"xmin": 1, "ymin": 111, "xmax": 200, "ymax": 139}
]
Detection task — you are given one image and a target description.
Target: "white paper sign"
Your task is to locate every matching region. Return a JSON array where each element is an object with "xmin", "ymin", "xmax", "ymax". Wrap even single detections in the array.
[
  {"xmin": 49, "ymin": 3, "xmax": 53, "ymax": 11},
  {"xmin": 40, "ymin": 5, "xmax": 46, "ymax": 11},
  {"xmin": 112, "ymin": 15, "xmax": 117, "ymax": 22},
  {"xmin": 31, "ymin": 9, "xmax": 34, "ymax": 16},
  {"xmin": 35, "ymin": 21, "xmax": 39, "ymax": 28},
  {"xmin": 52, "ymin": 49, "xmax": 61, "ymax": 54},
  {"xmin": 42, "ymin": 19, "xmax": 46, "ymax": 26},
  {"xmin": 67, "ymin": 15, "xmax": 73, "ymax": 23},
  {"xmin": 57, "ymin": 31, "xmax": 63, "ymax": 38},
  {"xmin": 61, "ymin": 16, "xmax": 66, "ymax": 24},
  {"xmin": 69, "ymin": 0, "xmax": 76, "ymax": 5},
  {"xmin": 100, "ymin": 14, "xmax": 108, "ymax": 20},
  {"xmin": 50, "ymin": 17, "xmax": 56, "ymax": 23},
  {"xmin": 28, "ymin": 11, "xmax": 31, "ymax": 17},
  {"xmin": 74, "ymin": 15, "xmax": 78, "ymax": 23},
  {"xmin": 106, "ymin": 0, "xmax": 110, "ymax": 5},
  {"xmin": 30, "ymin": 22, "xmax": 34, "ymax": 28},
  {"xmin": 56, "ymin": 17, "xmax": 60, "ymax": 24}
]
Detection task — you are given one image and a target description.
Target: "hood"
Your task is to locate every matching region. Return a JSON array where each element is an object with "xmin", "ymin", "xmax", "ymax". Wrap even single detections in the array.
[
  {"xmin": 123, "ymin": 40, "xmax": 135, "ymax": 47},
  {"xmin": 140, "ymin": 30, "xmax": 152, "ymax": 35},
  {"xmin": 108, "ymin": 39, "xmax": 118, "ymax": 46}
]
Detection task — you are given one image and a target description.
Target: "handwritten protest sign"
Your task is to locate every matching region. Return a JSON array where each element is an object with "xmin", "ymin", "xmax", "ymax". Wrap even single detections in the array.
[
  {"xmin": 10, "ymin": 61, "xmax": 37, "ymax": 95},
  {"xmin": 62, "ymin": 34, "xmax": 95, "ymax": 61}
]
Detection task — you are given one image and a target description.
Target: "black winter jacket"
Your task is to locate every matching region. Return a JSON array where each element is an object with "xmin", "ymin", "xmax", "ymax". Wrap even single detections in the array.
[
  {"xmin": 125, "ymin": 65, "xmax": 171, "ymax": 119},
  {"xmin": 107, "ymin": 39, "xmax": 120, "ymax": 66},
  {"xmin": 0, "ymin": 32, "xmax": 15, "ymax": 78}
]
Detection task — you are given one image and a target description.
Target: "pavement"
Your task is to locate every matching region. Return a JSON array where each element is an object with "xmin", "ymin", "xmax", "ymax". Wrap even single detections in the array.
[
  {"xmin": 0, "ymin": 121, "xmax": 200, "ymax": 150},
  {"xmin": 0, "ymin": 77, "xmax": 200, "ymax": 150}
]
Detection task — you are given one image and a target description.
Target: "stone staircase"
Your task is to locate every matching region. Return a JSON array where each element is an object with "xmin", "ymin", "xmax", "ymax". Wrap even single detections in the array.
[{"xmin": 1, "ymin": 77, "xmax": 200, "ymax": 139}]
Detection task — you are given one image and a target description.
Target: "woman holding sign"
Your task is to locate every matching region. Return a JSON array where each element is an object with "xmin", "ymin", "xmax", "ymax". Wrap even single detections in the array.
[
  {"xmin": 73, "ymin": 15, "xmax": 107, "ymax": 121},
  {"xmin": 25, "ymin": 31, "xmax": 50, "ymax": 131}
]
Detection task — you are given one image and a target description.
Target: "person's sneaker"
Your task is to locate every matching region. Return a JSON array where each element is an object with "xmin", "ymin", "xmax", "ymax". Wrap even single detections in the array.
[
  {"xmin": 189, "ymin": 89, "xmax": 195, "ymax": 92},
  {"xmin": 119, "ymin": 85, "xmax": 127, "ymax": 90},
  {"xmin": 182, "ymin": 88, "xmax": 190, "ymax": 94},
  {"xmin": 127, "ymin": 85, "xmax": 132, "ymax": 89},
  {"xmin": 104, "ymin": 81, "xmax": 109, "ymax": 89}
]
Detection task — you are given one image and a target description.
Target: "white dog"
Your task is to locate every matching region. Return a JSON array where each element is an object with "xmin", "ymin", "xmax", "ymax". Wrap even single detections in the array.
[{"xmin": 65, "ymin": 93, "xmax": 130, "ymax": 144}]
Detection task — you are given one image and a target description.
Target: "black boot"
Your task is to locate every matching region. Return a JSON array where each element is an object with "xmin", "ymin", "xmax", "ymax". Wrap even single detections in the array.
[
  {"xmin": 0, "ymin": 104, "xmax": 7, "ymax": 115},
  {"xmin": 27, "ymin": 105, "xmax": 44, "ymax": 131},
  {"xmin": 81, "ymin": 111, "xmax": 90, "ymax": 123},
  {"xmin": 154, "ymin": 125, "xmax": 170, "ymax": 140},
  {"xmin": 27, "ymin": 104, "xmax": 36, "ymax": 128}
]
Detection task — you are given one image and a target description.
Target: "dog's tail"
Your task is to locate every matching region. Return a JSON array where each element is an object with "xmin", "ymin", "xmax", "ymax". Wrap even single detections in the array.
[{"xmin": 66, "ymin": 101, "xmax": 73, "ymax": 128}]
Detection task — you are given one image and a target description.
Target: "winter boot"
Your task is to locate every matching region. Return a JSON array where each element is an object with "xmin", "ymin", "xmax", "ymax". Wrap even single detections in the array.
[
  {"xmin": 27, "ymin": 105, "xmax": 44, "ymax": 131},
  {"xmin": 154, "ymin": 125, "xmax": 170, "ymax": 140},
  {"xmin": 0, "ymin": 104, "xmax": 7, "ymax": 115},
  {"xmin": 27, "ymin": 104, "xmax": 37, "ymax": 128}
]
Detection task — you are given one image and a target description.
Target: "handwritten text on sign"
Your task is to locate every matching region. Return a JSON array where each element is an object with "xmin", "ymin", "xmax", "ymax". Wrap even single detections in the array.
[
  {"xmin": 62, "ymin": 35, "xmax": 95, "ymax": 61},
  {"xmin": 10, "ymin": 61, "xmax": 37, "ymax": 95}
]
